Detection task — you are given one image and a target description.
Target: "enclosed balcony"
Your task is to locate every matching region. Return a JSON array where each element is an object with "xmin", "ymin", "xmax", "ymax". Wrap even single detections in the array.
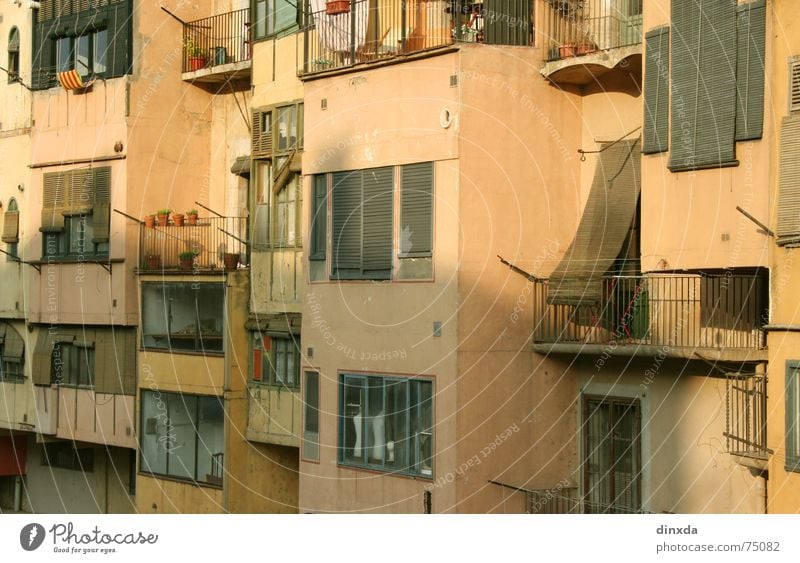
[
  {"xmin": 301, "ymin": 0, "xmax": 533, "ymax": 76},
  {"xmin": 533, "ymin": 273, "xmax": 768, "ymax": 362},
  {"xmin": 138, "ymin": 216, "xmax": 248, "ymax": 274},
  {"xmin": 182, "ymin": 8, "xmax": 251, "ymax": 85},
  {"xmin": 540, "ymin": 0, "xmax": 642, "ymax": 86}
]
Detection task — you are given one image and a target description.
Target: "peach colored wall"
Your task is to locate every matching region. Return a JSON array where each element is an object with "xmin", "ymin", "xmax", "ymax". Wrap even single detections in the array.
[
  {"xmin": 639, "ymin": 0, "xmax": 772, "ymax": 272},
  {"xmin": 766, "ymin": 0, "xmax": 800, "ymax": 514},
  {"xmin": 136, "ymin": 474, "xmax": 223, "ymax": 513},
  {"xmin": 55, "ymin": 388, "xmax": 136, "ymax": 449}
]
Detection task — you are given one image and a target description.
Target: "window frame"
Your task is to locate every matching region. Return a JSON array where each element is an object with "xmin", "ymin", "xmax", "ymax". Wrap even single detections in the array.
[
  {"xmin": 251, "ymin": 333, "xmax": 301, "ymax": 388},
  {"xmin": 4, "ymin": 198, "xmax": 20, "ymax": 262},
  {"xmin": 302, "ymin": 370, "xmax": 320, "ymax": 462},
  {"xmin": 50, "ymin": 342, "xmax": 95, "ymax": 388},
  {"xmin": 8, "ymin": 27, "xmax": 20, "ymax": 83},
  {"xmin": 337, "ymin": 372, "xmax": 434, "ymax": 478},
  {"xmin": 138, "ymin": 390, "xmax": 226, "ymax": 487},
  {"xmin": 252, "ymin": 0, "xmax": 300, "ymax": 41},
  {"xmin": 42, "ymin": 214, "xmax": 109, "ymax": 260}
]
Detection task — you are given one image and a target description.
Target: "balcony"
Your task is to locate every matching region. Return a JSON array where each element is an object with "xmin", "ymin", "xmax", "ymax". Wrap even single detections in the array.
[
  {"xmin": 533, "ymin": 274, "xmax": 768, "ymax": 362},
  {"xmin": 725, "ymin": 374, "xmax": 769, "ymax": 470},
  {"xmin": 138, "ymin": 216, "xmax": 248, "ymax": 273},
  {"xmin": 182, "ymin": 8, "xmax": 251, "ymax": 85},
  {"xmin": 540, "ymin": 0, "xmax": 642, "ymax": 86}
]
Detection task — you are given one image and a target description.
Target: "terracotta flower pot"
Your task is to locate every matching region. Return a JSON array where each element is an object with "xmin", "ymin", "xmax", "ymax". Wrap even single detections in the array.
[
  {"xmin": 223, "ymin": 252, "xmax": 239, "ymax": 271},
  {"xmin": 173, "ymin": 213, "xmax": 185, "ymax": 227},
  {"xmin": 144, "ymin": 254, "xmax": 161, "ymax": 270},
  {"xmin": 326, "ymin": 0, "xmax": 350, "ymax": 15},
  {"xmin": 179, "ymin": 257, "xmax": 194, "ymax": 271},
  {"xmin": 186, "ymin": 213, "xmax": 198, "ymax": 226},
  {"xmin": 144, "ymin": 215, "xmax": 156, "ymax": 229},
  {"xmin": 189, "ymin": 56, "xmax": 207, "ymax": 71},
  {"xmin": 559, "ymin": 44, "xmax": 576, "ymax": 58},
  {"xmin": 157, "ymin": 213, "xmax": 169, "ymax": 226},
  {"xmin": 576, "ymin": 43, "xmax": 597, "ymax": 56}
]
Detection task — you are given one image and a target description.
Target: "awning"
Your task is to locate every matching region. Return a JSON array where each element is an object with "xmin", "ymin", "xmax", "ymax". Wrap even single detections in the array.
[
  {"xmin": 57, "ymin": 70, "xmax": 94, "ymax": 91},
  {"xmin": 548, "ymin": 138, "xmax": 641, "ymax": 305},
  {"xmin": 230, "ymin": 156, "xmax": 251, "ymax": 176},
  {"xmin": 245, "ymin": 313, "xmax": 301, "ymax": 335}
]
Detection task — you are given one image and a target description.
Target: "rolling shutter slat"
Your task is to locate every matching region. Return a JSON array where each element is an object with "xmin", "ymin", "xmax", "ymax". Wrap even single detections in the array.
[
  {"xmin": 310, "ymin": 175, "xmax": 327, "ymax": 260},
  {"xmin": 362, "ymin": 167, "xmax": 393, "ymax": 279},
  {"xmin": 40, "ymin": 173, "xmax": 67, "ymax": 232},
  {"xmin": 332, "ymin": 171, "xmax": 362, "ymax": 277},
  {"xmin": 643, "ymin": 27, "xmax": 669, "ymax": 154},
  {"xmin": 777, "ymin": 116, "xmax": 800, "ymax": 245},
  {"xmin": 400, "ymin": 162, "xmax": 433, "ymax": 255},
  {"xmin": 735, "ymin": 0, "xmax": 766, "ymax": 141},
  {"xmin": 2, "ymin": 212, "xmax": 19, "ymax": 244}
]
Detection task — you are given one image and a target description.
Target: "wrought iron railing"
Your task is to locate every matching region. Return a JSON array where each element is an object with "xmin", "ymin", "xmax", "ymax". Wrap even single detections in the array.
[
  {"xmin": 139, "ymin": 216, "xmax": 248, "ymax": 272},
  {"xmin": 533, "ymin": 274, "xmax": 768, "ymax": 350},
  {"xmin": 302, "ymin": 0, "xmax": 461, "ymax": 74},
  {"xmin": 725, "ymin": 374, "xmax": 769, "ymax": 458},
  {"xmin": 528, "ymin": 486, "xmax": 580, "ymax": 514},
  {"xmin": 542, "ymin": 0, "xmax": 642, "ymax": 61},
  {"xmin": 183, "ymin": 8, "xmax": 251, "ymax": 73}
]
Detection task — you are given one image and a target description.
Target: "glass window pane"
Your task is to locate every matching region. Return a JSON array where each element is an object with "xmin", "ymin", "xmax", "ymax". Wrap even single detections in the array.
[
  {"xmin": 141, "ymin": 284, "xmax": 169, "ymax": 349},
  {"xmin": 140, "ymin": 391, "xmax": 168, "ymax": 475},
  {"xmin": 94, "ymin": 29, "xmax": 108, "ymax": 74},
  {"xmin": 303, "ymin": 371, "xmax": 320, "ymax": 461},
  {"xmin": 275, "ymin": 0, "xmax": 297, "ymax": 34},
  {"xmin": 196, "ymin": 284, "xmax": 224, "ymax": 352},
  {"xmin": 57, "ymin": 37, "xmax": 72, "ymax": 72},
  {"xmin": 417, "ymin": 380, "xmax": 433, "ymax": 475},
  {"xmin": 267, "ymin": 0, "xmax": 276, "ymax": 35},
  {"xmin": 385, "ymin": 379, "xmax": 408, "ymax": 470},
  {"xmin": 75, "ymin": 34, "xmax": 90, "ymax": 76},
  {"xmin": 341, "ymin": 377, "xmax": 364, "ymax": 463},
  {"xmin": 277, "ymin": 106, "xmax": 296, "ymax": 150},
  {"xmin": 196, "ymin": 396, "xmax": 225, "ymax": 484},
  {"xmin": 166, "ymin": 394, "xmax": 197, "ymax": 480},
  {"xmin": 68, "ymin": 216, "xmax": 87, "ymax": 254},
  {"xmin": 275, "ymin": 339, "xmax": 286, "ymax": 385},
  {"xmin": 367, "ymin": 378, "xmax": 385, "ymax": 465},
  {"xmin": 254, "ymin": 0, "xmax": 267, "ymax": 39}
]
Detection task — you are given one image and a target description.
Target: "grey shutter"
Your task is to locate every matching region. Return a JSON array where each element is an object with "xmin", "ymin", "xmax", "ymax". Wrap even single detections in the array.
[
  {"xmin": 31, "ymin": 21, "xmax": 57, "ymax": 90},
  {"xmin": 2, "ymin": 212, "xmax": 19, "ymax": 244},
  {"xmin": 106, "ymin": 0, "xmax": 132, "ymax": 78},
  {"xmin": 362, "ymin": 167, "xmax": 393, "ymax": 279},
  {"xmin": 643, "ymin": 27, "xmax": 669, "ymax": 154},
  {"xmin": 791, "ymin": 59, "xmax": 800, "ymax": 114},
  {"xmin": 786, "ymin": 365, "xmax": 800, "ymax": 469},
  {"xmin": 777, "ymin": 116, "xmax": 800, "ymax": 246},
  {"xmin": 735, "ymin": 0, "xmax": 765, "ymax": 141},
  {"xmin": 483, "ymin": 0, "xmax": 531, "ymax": 46},
  {"xmin": 669, "ymin": 0, "xmax": 737, "ymax": 171},
  {"xmin": 310, "ymin": 175, "xmax": 327, "ymax": 260},
  {"xmin": 92, "ymin": 167, "xmax": 111, "ymax": 243},
  {"xmin": 40, "ymin": 172, "xmax": 67, "ymax": 232},
  {"xmin": 548, "ymin": 139, "xmax": 641, "ymax": 305},
  {"xmin": 400, "ymin": 162, "xmax": 433, "ymax": 256},
  {"xmin": 31, "ymin": 330, "xmax": 55, "ymax": 385},
  {"xmin": 252, "ymin": 111, "xmax": 273, "ymax": 157},
  {"xmin": 2, "ymin": 323, "xmax": 24, "ymax": 363},
  {"xmin": 331, "ymin": 171, "xmax": 362, "ymax": 278},
  {"xmin": 94, "ymin": 328, "xmax": 135, "ymax": 395}
]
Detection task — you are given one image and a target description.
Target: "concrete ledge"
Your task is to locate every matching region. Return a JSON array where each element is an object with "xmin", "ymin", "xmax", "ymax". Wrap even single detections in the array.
[
  {"xmin": 532, "ymin": 342, "xmax": 768, "ymax": 363},
  {"xmin": 541, "ymin": 44, "xmax": 642, "ymax": 86}
]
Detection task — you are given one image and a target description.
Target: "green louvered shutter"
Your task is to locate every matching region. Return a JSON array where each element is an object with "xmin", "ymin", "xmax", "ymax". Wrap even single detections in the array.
[
  {"xmin": 92, "ymin": 167, "xmax": 112, "ymax": 243},
  {"xmin": 332, "ymin": 171, "xmax": 362, "ymax": 279},
  {"xmin": 669, "ymin": 0, "xmax": 737, "ymax": 171},
  {"xmin": 786, "ymin": 364, "xmax": 800, "ymax": 471},
  {"xmin": 643, "ymin": 27, "xmax": 669, "ymax": 154},
  {"xmin": 310, "ymin": 175, "xmax": 327, "ymax": 260},
  {"xmin": 400, "ymin": 162, "xmax": 433, "ymax": 256},
  {"xmin": 106, "ymin": 0, "xmax": 132, "ymax": 78},
  {"xmin": 362, "ymin": 167, "xmax": 393, "ymax": 280},
  {"xmin": 776, "ymin": 116, "xmax": 800, "ymax": 246},
  {"xmin": 735, "ymin": 0, "xmax": 766, "ymax": 141},
  {"xmin": 483, "ymin": 0, "xmax": 531, "ymax": 46},
  {"xmin": 40, "ymin": 172, "xmax": 67, "ymax": 232}
]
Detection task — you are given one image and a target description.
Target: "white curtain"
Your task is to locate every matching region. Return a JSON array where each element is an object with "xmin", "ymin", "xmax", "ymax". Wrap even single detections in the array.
[{"xmin": 310, "ymin": 0, "xmax": 369, "ymax": 52}]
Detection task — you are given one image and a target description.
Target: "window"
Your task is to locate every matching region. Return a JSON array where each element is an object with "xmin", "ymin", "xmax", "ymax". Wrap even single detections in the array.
[
  {"xmin": 777, "ymin": 116, "xmax": 800, "ymax": 246},
  {"xmin": 642, "ymin": 27, "xmax": 669, "ymax": 154},
  {"xmin": 32, "ymin": 0, "xmax": 131, "ymax": 90},
  {"xmin": 791, "ymin": 57, "xmax": 800, "ymax": 114},
  {"xmin": 582, "ymin": 395, "xmax": 641, "ymax": 513},
  {"xmin": 314, "ymin": 162, "xmax": 435, "ymax": 281},
  {"xmin": 274, "ymin": 178, "xmax": 299, "ymax": 246},
  {"xmin": 2, "ymin": 199, "xmax": 20, "ymax": 261},
  {"xmin": 51, "ymin": 343, "xmax": 94, "ymax": 387},
  {"xmin": 40, "ymin": 167, "xmax": 111, "ymax": 259},
  {"xmin": 141, "ymin": 283, "xmax": 224, "ymax": 354},
  {"xmin": 8, "ymin": 27, "xmax": 20, "ymax": 83},
  {"xmin": 252, "ymin": 334, "xmax": 300, "ymax": 387},
  {"xmin": 786, "ymin": 362, "xmax": 800, "ymax": 472},
  {"xmin": 339, "ymin": 374, "xmax": 433, "ymax": 477},
  {"xmin": 0, "ymin": 323, "xmax": 24, "ymax": 383},
  {"xmin": 41, "ymin": 442, "xmax": 94, "ymax": 472},
  {"xmin": 140, "ymin": 391, "xmax": 225, "ymax": 486},
  {"xmin": 252, "ymin": 0, "xmax": 298, "ymax": 40},
  {"xmin": 303, "ymin": 371, "xmax": 320, "ymax": 461}
]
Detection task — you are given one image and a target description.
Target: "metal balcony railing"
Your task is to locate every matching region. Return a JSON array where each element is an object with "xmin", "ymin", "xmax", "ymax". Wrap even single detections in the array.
[
  {"xmin": 533, "ymin": 274, "xmax": 768, "ymax": 351},
  {"xmin": 529, "ymin": 487, "xmax": 580, "ymax": 514},
  {"xmin": 725, "ymin": 374, "xmax": 769, "ymax": 459},
  {"xmin": 542, "ymin": 0, "xmax": 642, "ymax": 61},
  {"xmin": 183, "ymin": 8, "xmax": 251, "ymax": 73},
  {"xmin": 302, "ymin": 0, "xmax": 456, "ymax": 74},
  {"xmin": 139, "ymin": 216, "xmax": 248, "ymax": 272}
]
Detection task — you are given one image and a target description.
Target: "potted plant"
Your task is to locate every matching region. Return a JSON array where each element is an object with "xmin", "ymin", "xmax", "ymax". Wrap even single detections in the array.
[
  {"xmin": 179, "ymin": 250, "xmax": 198, "ymax": 271},
  {"xmin": 184, "ymin": 37, "xmax": 207, "ymax": 71},
  {"xmin": 223, "ymin": 252, "xmax": 239, "ymax": 271},
  {"xmin": 156, "ymin": 208, "xmax": 171, "ymax": 226},
  {"xmin": 144, "ymin": 214, "xmax": 156, "ymax": 229},
  {"xmin": 326, "ymin": 0, "xmax": 350, "ymax": 15},
  {"xmin": 186, "ymin": 209, "xmax": 199, "ymax": 225},
  {"xmin": 559, "ymin": 43, "xmax": 577, "ymax": 58},
  {"xmin": 172, "ymin": 213, "xmax": 185, "ymax": 227},
  {"xmin": 144, "ymin": 254, "xmax": 162, "ymax": 270},
  {"xmin": 576, "ymin": 26, "xmax": 597, "ymax": 55}
]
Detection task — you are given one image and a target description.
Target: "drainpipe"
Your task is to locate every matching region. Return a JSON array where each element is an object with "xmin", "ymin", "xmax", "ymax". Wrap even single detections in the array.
[{"xmin": 13, "ymin": 476, "xmax": 22, "ymax": 512}]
